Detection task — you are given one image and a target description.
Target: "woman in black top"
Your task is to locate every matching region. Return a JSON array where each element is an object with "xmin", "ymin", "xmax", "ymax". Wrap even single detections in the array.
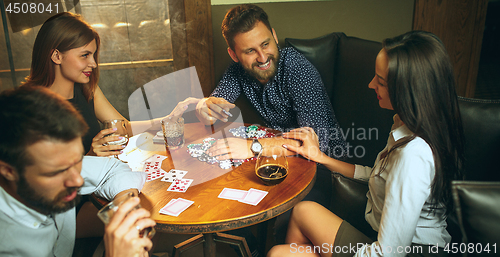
[{"xmin": 23, "ymin": 12, "xmax": 198, "ymax": 156}]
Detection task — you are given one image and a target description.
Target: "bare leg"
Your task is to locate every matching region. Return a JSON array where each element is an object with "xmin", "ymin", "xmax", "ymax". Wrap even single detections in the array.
[{"xmin": 268, "ymin": 201, "xmax": 343, "ymax": 257}]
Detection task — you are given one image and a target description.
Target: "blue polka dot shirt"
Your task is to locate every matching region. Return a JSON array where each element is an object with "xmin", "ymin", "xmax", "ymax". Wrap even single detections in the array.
[{"xmin": 212, "ymin": 47, "xmax": 347, "ymax": 159}]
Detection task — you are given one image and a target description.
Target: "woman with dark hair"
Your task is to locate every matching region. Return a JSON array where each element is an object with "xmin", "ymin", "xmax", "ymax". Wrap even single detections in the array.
[
  {"xmin": 23, "ymin": 12, "xmax": 198, "ymax": 156},
  {"xmin": 268, "ymin": 31, "xmax": 464, "ymax": 257}
]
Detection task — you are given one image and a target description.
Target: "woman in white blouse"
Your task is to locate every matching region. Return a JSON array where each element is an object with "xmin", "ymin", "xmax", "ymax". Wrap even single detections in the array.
[{"xmin": 268, "ymin": 31, "xmax": 465, "ymax": 257}]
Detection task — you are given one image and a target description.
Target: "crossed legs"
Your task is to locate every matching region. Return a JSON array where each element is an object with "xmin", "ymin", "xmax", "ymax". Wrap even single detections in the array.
[{"xmin": 268, "ymin": 201, "xmax": 343, "ymax": 257}]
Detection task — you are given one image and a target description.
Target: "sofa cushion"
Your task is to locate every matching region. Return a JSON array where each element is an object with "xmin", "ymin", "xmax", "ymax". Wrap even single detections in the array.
[
  {"xmin": 452, "ymin": 181, "xmax": 500, "ymax": 250},
  {"xmin": 285, "ymin": 32, "xmax": 343, "ymax": 99}
]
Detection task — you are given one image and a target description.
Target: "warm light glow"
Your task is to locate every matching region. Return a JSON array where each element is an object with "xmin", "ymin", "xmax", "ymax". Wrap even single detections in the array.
[
  {"xmin": 164, "ymin": 19, "xmax": 170, "ymax": 26},
  {"xmin": 139, "ymin": 20, "xmax": 155, "ymax": 28},
  {"xmin": 114, "ymin": 22, "xmax": 131, "ymax": 28},
  {"xmin": 91, "ymin": 23, "xmax": 108, "ymax": 29},
  {"xmin": 20, "ymin": 28, "xmax": 32, "ymax": 36}
]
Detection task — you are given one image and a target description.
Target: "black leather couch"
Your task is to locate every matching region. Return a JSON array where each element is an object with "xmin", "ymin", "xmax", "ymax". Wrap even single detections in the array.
[{"xmin": 235, "ymin": 32, "xmax": 500, "ymax": 251}]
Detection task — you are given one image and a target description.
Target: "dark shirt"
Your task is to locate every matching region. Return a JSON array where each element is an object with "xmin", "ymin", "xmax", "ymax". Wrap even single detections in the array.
[
  {"xmin": 68, "ymin": 85, "xmax": 101, "ymax": 154},
  {"xmin": 212, "ymin": 47, "xmax": 346, "ymax": 158}
]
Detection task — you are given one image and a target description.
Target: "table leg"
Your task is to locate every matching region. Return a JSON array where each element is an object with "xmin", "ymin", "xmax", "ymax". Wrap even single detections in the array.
[
  {"xmin": 173, "ymin": 232, "xmax": 251, "ymax": 257},
  {"xmin": 203, "ymin": 233, "xmax": 216, "ymax": 257}
]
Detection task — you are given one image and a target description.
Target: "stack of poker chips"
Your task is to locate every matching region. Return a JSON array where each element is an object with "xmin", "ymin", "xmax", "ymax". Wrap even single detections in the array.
[
  {"xmin": 186, "ymin": 125, "xmax": 276, "ymax": 169},
  {"xmin": 228, "ymin": 125, "xmax": 271, "ymax": 138},
  {"xmin": 186, "ymin": 137, "xmax": 238, "ymax": 169}
]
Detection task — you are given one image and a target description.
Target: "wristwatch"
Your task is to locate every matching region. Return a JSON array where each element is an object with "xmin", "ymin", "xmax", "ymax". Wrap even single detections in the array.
[{"xmin": 250, "ymin": 138, "xmax": 263, "ymax": 155}]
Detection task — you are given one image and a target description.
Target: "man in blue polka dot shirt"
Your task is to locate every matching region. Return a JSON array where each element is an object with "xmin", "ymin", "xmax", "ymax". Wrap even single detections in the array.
[{"xmin": 197, "ymin": 4, "xmax": 346, "ymax": 162}]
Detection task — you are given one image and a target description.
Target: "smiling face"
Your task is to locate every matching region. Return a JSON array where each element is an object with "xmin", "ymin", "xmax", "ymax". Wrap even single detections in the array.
[
  {"xmin": 228, "ymin": 21, "xmax": 280, "ymax": 84},
  {"xmin": 52, "ymin": 39, "xmax": 97, "ymax": 86},
  {"xmin": 17, "ymin": 138, "xmax": 85, "ymax": 214},
  {"xmin": 369, "ymin": 49, "xmax": 393, "ymax": 110}
]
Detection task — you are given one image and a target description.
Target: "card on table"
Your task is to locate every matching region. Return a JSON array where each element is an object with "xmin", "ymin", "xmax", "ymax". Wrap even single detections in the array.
[
  {"xmin": 167, "ymin": 178, "xmax": 194, "ymax": 192},
  {"xmin": 143, "ymin": 161, "xmax": 161, "ymax": 173},
  {"xmin": 239, "ymin": 188, "xmax": 268, "ymax": 206},
  {"xmin": 145, "ymin": 154, "xmax": 168, "ymax": 163},
  {"xmin": 161, "ymin": 169, "xmax": 188, "ymax": 182},
  {"xmin": 143, "ymin": 161, "xmax": 167, "ymax": 182},
  {"xmin": 159, "ymin": 198, "xmax": 194, "ymax": 216},
  {"xmin": 218, "ymin": 188, "xmax": 249, "ymax": 201}
]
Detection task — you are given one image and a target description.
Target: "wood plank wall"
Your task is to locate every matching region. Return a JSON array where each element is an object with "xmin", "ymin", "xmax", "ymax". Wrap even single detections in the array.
[{"xmin": 413, "ymin": 0, "xmax": 488, "ymax": 97}]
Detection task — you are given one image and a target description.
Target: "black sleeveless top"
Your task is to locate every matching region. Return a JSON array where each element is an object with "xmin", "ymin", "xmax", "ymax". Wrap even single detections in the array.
[{"xmin": 68, "ymin": 85, "xmax": 101, "ymax": 154}]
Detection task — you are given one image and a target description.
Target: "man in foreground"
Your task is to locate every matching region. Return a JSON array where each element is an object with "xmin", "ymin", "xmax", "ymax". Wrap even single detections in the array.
[{"xmin": 0, "ymin": 86, "xmax": 154, "ymax": 257}]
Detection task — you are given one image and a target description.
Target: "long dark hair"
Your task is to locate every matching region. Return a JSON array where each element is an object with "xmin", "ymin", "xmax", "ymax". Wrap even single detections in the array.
[
  {"xmin": 382, "ymin": 31, "xmax": 465, "ymax": 215},
  {"xmin": 23, "ymin": 12, "xmax": 100, "ymax": 101}
]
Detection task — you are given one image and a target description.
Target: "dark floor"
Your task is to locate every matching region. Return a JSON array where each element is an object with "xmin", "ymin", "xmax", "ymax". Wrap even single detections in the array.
[{"xmin": 73, "ymin": 219, "xmax": 278, "ymax": 257}]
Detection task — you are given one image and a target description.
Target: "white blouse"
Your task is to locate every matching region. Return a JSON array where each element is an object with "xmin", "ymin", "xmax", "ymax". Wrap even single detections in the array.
[{"xmin": 353, "ymin": 115, "xmax": 450, "ymax": 257}]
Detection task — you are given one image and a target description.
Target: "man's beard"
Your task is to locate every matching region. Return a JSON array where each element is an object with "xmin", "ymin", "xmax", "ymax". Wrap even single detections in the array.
[
  {"xmin": 17, "ymin": 175, "xmax": 81, "ymax": 215},
  {"xmin": 243, "ymin": 51, "xmax": 280, "ymax": 83}
]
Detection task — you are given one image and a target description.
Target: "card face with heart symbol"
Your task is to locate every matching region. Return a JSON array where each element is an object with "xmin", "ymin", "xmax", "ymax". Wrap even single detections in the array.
[
  {"xmin": 143, "ymin": 161, "xmax": 166, "ymax": 182},
  {"xmin": 167, "ymin": 178, "xmax": 193, "ymax": 192}
]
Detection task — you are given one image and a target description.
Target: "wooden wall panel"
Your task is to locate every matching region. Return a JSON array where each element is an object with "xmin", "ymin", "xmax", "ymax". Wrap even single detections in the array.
[
  {"xmin": 413, "ymin": 0, "xmax": 488, "ymax": 97},
  {"xmin": 169, "ymin": 0, "xmax": 215, "ymax": 97}
]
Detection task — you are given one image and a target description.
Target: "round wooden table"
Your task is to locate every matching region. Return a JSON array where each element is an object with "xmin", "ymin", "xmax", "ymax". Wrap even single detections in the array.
[{"xmin": 109, "ymin": 122, "xmax": 317, "ymax": 256}]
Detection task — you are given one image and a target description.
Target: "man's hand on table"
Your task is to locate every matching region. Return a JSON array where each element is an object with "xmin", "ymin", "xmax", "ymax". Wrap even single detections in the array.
[
  {"xmin": 206, "ymin": 136, "xmax": 302, "ymax": 160},
  {"xmin": 195, "ymin": 97, "xmax": 235, "ymax": 125},
  {"xmin": 207, "ymin": 137, "xmax": 253, "ymax": 160}
]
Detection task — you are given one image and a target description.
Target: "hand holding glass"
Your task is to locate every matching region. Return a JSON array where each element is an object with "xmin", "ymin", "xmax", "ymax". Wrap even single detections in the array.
[
  {"xmin": 103, "ymin": 119, "xmax": 128, "ymax": 162},
  {"xmin": 97, "ymin": 192, "xmax": 156, "ymax": 238}
]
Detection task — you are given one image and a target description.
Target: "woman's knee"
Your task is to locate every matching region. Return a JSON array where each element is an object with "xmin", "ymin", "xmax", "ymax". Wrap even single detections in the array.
[
  {"xmin": 267, "ymin": 244, "xmax": 290, "ymax": 257},
  {"xmin": 291, "ymin": 201, "xmax": 324, "ymax": 219}
]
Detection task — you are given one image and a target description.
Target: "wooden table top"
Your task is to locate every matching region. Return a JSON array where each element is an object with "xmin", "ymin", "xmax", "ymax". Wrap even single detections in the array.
[{"xmin": 118, "ymin": 121, "xmax": 316, "ymax": 234}]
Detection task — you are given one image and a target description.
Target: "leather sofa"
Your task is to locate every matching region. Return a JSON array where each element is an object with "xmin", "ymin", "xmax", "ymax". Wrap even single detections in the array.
[{"xmin": 235, "ymin": 32, "xmax": 500, "ymax": 251}]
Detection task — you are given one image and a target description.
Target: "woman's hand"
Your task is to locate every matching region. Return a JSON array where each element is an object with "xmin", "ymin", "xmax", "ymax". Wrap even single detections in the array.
[
  {"xmin": 104, "ymin": 196, "xmax": 156, "ymax": 257},
  {"xmin": 88, "ymin": 128, "xmax": 126, "ymax": 157},
  {"xmin": 165, "ymin": 97, "xmax": 201, "ymax": 122},
  {"xmin": 282, "ymin": 127, "xmax": 326, "ymax": 163}
]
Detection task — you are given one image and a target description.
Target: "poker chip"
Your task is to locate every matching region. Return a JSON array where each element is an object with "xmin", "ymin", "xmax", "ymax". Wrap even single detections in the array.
[
  {"xmin": 219, "ymin": 160, "xmax": 232, "ymax": 169},
  {"xmin": 197, "ymin": 154, "xmax": 208, "ymax": 162}
]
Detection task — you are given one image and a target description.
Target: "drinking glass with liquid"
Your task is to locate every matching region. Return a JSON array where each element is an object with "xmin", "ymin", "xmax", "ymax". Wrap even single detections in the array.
[
  {"xmin": 161, "ymin": 116, "xmax": 184, "ymax": 150},
  {"xmin": 103, "ymin": 119, "xmax": 128, "ymax": 162}
]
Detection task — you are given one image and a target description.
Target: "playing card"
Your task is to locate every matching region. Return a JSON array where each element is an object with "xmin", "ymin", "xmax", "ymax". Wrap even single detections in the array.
[
  {"xmin": 167, "ymin": 178, "xmax": 194, "ymax": 192},
  {"xmin": 145, "ymin": 154, "xmax": 168, "ymax": 163},
  {"xmin": 159, "ymin": 198, "xmax": 194, "ymax": 216},
  {"xmin": 143, "ymin": 161, "xmax": 166, "ymax": 182},
  {"xmin": 161, "ymin": 198, "xmax": 178, "ymax": 210},
  {"xmin": 161, "ymin": 169, "xmax": 188, "ymax": 182},
  {"xmin": 239, "ymin": 188, "xmax": 268, "ymax": 206},
  {"xmin": 143, "ymin": 161, "xmax": 161, "ymax": 173},
  {"xmin": 145, "ymin": 169, "xmax": 166, "ymax": 182},
  {"xmin": 218, "ymin": 188, "xmax": 248, "ymax": 201}
]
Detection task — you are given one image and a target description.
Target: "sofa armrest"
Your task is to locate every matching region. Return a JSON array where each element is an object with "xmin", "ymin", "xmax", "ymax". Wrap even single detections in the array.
[
  {"xmin": 330, "ymin": 172, "xmax": 373, "ymax": 235},
  {"xmin": 452, "ymin": 181, "xmax": 500, "ymax": 250}
]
